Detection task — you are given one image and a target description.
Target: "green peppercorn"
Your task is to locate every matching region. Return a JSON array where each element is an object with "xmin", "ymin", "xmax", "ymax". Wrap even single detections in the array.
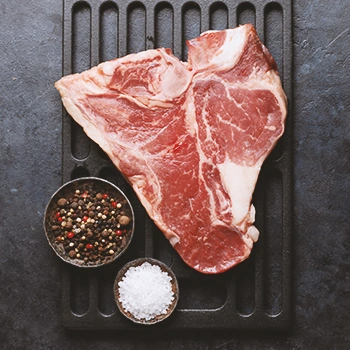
[
  {"xmin": 119, "ymin": 215, "xmax": 130, "ymax": 226},
  {"xmin": 57, "ymin": 198, "xmax": 67, "ymax": 207},
  {"xmin": 68, "ymin": 250, "xmax": 76, "ymax": 258}
]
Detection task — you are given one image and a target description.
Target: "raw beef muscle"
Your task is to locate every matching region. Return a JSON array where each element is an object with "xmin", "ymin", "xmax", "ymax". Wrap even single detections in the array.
[{"xmin": 55, "ymin": 24, "xmax": 287, "ymax": 274}]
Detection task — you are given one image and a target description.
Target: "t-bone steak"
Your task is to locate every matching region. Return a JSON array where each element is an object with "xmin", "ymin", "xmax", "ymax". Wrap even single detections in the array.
[{"xmin": 55, "ymin": 24, "xmax": 287, "ymax": 274}]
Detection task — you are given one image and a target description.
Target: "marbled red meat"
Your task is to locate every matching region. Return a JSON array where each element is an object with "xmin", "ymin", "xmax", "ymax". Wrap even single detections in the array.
[{"xmin": 55, "ymin": 24, "xmax": 287, "ymax": 274}]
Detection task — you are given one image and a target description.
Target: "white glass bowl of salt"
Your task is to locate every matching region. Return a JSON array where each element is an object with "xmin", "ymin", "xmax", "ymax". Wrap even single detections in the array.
[{"xmin": 114, "ymin": 258, "xmax": 179, "ymax": 324}]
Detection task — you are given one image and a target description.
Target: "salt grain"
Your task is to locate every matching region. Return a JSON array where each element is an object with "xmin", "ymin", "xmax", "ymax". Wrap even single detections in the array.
[{"xmin": 118, "ymin": 262, "xmax": 175, "ymax": 321}]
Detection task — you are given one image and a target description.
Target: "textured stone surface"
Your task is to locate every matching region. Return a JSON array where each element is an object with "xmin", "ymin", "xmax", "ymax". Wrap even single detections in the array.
[{"xmin": 0, "ymin": 0, "xmax": 349, "ymax": 348}]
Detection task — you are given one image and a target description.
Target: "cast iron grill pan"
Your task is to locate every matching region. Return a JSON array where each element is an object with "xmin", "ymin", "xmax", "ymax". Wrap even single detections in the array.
[{"xmin": 60, "ymin": 0, "xmax": 293, "ymax": 330}]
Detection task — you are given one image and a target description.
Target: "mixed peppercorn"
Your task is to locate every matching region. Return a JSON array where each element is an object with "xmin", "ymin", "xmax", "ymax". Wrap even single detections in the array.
[{"xmin": 49, "ymin": 187, "xmax": 133, "ymax": 265}]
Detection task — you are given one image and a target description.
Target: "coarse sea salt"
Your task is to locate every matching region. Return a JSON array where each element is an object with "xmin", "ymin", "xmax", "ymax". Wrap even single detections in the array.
[{"xmin": 118, "ymin": 262, "xmax": 175, "ymax": 321}]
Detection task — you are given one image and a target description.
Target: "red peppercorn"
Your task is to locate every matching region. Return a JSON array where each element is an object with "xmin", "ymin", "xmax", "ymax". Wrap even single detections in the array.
[
  {"xmin": 82, "ymin": 191, "xmax": 88, "ymax": 198},
  {"xmin": 116, "ymin": 230, "xmax": 123, "ymax": 236},
  {"xmin": 82, "ymin": 216, "xmax": 89, "ymax": 222},
  {"xmin": 67, "ymin": 232, "xmax": 74, "ymax": 239},
  {"xmin": 102, "ymin": 193, "xmax": 108, "ymax": 199},
  {"xmin": 57, "ymin": 217, "xmax": 63, "ymax": 222},
  {"xmin": 111, "ymin": 202, "xmax": 117, "ymax": 208},
  {"xmin": 55, "ymin": 212, "xmax": 61, "ymax": 218},
  {"xmin": 86, "ymin": 243, "xmax": 93, "ymax": 249}
]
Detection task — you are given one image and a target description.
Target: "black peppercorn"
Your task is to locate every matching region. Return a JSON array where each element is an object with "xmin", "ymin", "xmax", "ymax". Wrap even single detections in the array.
[{"xmin": 66, "ymin": 222, "xmax": 73, "ymax": 230}]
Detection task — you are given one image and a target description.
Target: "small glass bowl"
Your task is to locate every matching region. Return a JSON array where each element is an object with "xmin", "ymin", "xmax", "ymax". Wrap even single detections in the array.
[
  {"xmin": 114, "ymin": 258, "xmax": 179, "ymax": 324},
  {"xmin": 43, "ymin": 177, "xmax": 135, "ymax": 268}
]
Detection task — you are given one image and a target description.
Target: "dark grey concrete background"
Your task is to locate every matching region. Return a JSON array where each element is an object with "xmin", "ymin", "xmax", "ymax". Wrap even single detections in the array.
[{"xmin": 0, "ymin": 0, "xmax": 349, "ymax": 349}]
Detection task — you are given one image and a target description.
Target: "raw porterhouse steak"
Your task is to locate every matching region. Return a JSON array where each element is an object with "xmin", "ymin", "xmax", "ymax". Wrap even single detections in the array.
[{"xmin": 55, "ymin": 24, "xmax": 287, "ymax": 274}]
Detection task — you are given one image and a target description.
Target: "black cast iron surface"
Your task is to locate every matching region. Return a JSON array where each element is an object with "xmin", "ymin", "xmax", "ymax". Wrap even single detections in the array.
[
  {"xmin": 60, "ymin": 0, "xmax": 292, "ymax": 330},
  {"xmin": 0, "ymin": 0, "xmax": 349, "ymax": 348}
]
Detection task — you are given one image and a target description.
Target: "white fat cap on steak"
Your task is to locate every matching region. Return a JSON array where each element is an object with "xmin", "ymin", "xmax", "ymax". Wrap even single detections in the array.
[{"xmin": 217, "ymin": 161, "xmax": 260, "ymax": 227}]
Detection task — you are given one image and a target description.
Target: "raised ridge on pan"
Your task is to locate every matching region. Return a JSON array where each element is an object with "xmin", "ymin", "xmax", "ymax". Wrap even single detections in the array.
[{"xmin": 60, "ymin": 0, "xmax": 293, "ymax": 330}]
